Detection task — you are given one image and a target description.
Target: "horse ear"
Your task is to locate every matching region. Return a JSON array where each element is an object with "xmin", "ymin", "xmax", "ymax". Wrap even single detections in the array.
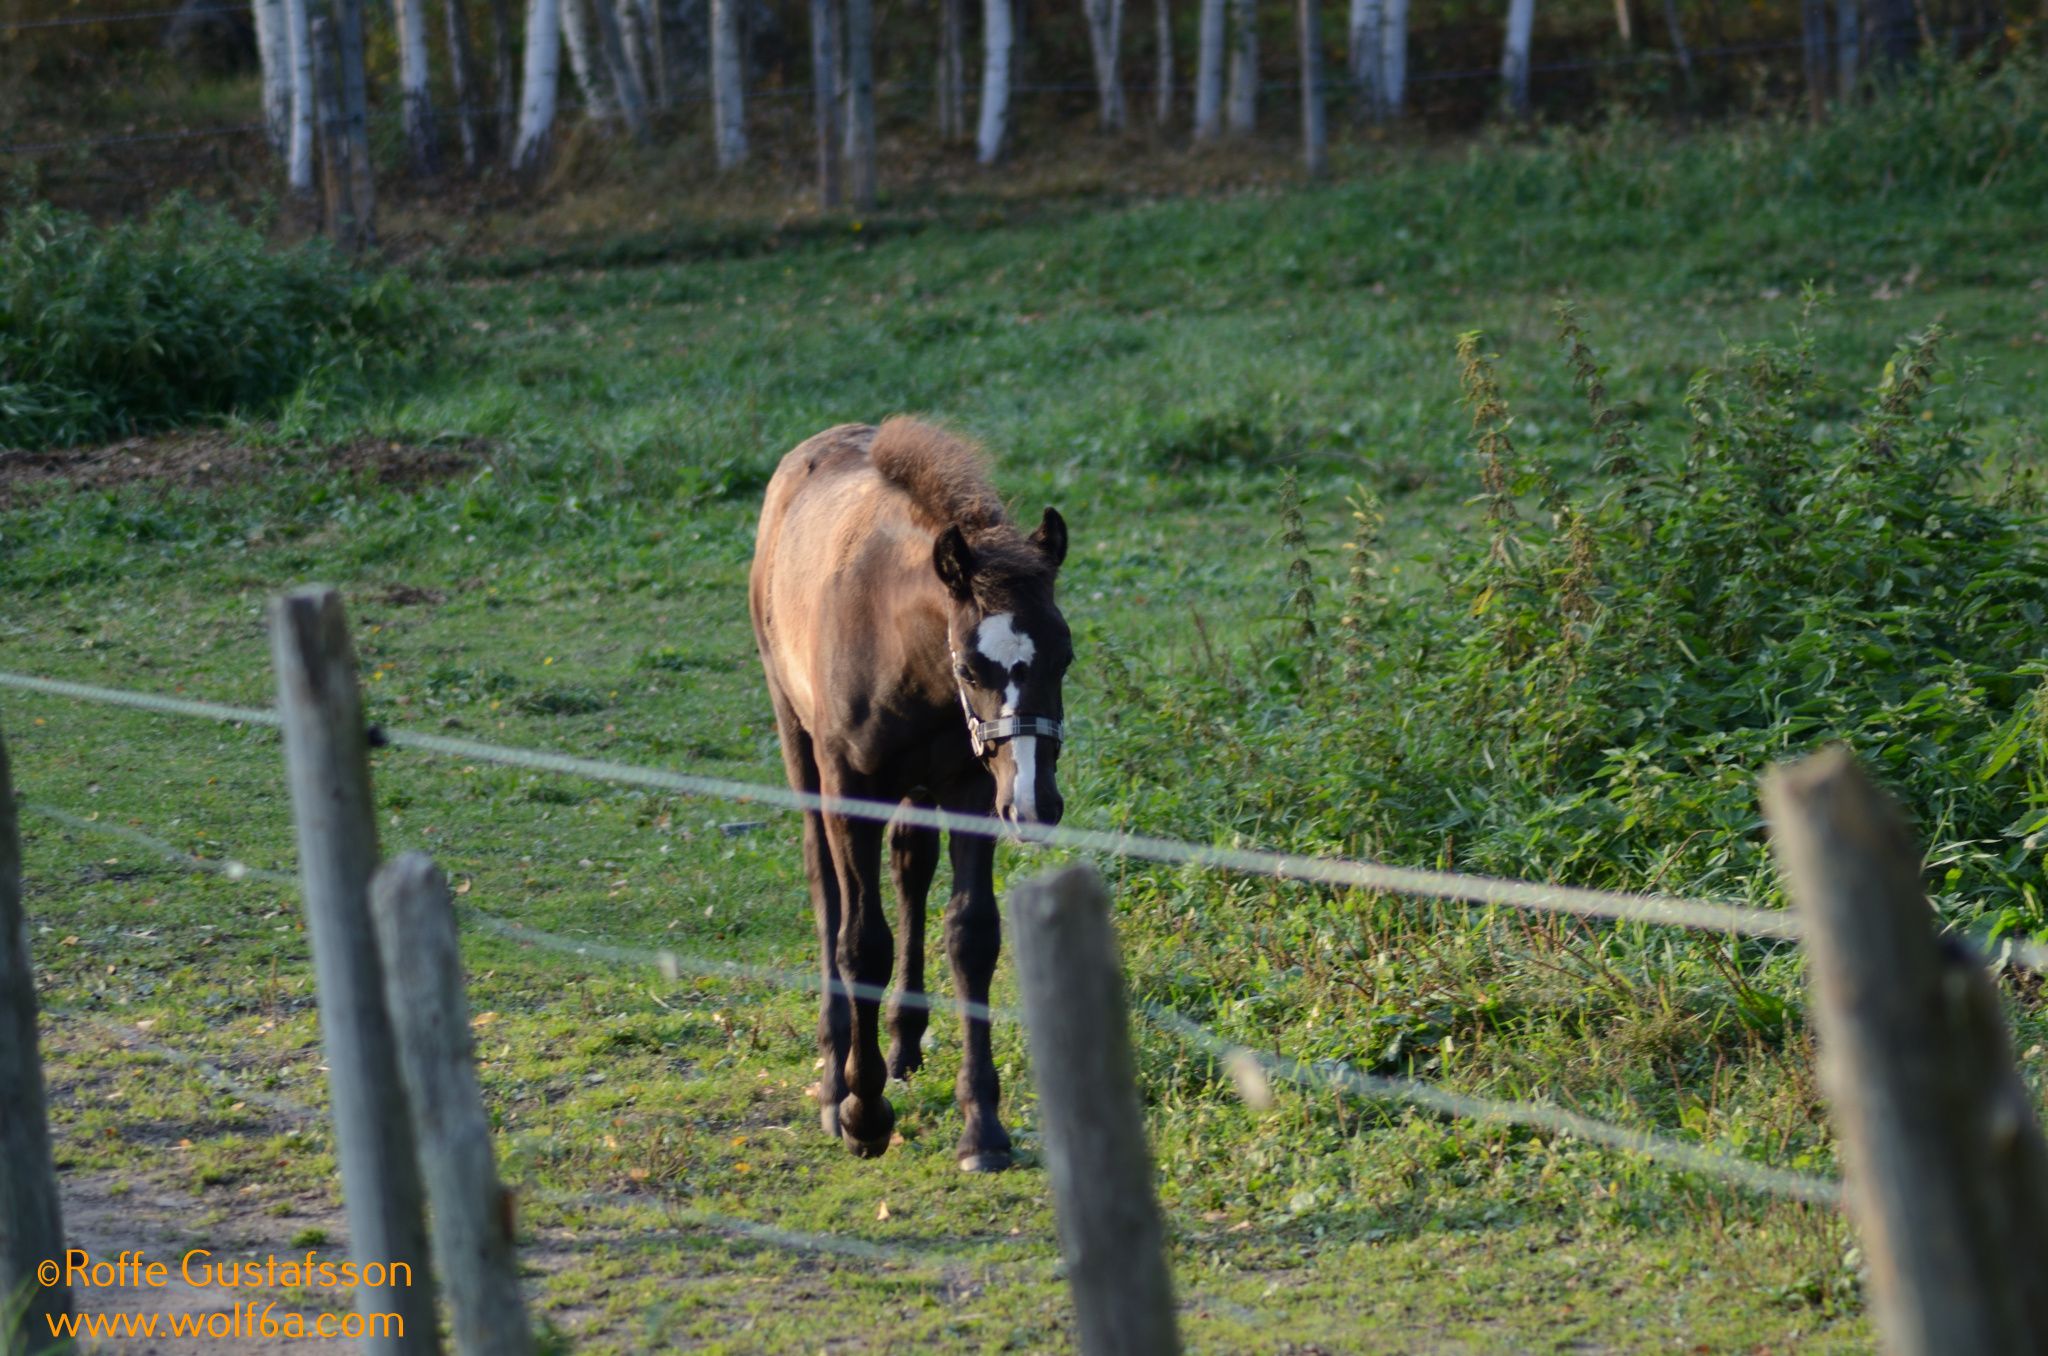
[
  {"xmin": 933, "ymin": 525, "xmax": 976, "ymax": 600},
  {"xmin": 1030, "ymin": 507, "xmax": 1068, "ymax": 570}
]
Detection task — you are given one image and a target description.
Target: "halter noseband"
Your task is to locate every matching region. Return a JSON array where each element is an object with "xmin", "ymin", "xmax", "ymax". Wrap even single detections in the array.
[{"xmin": 949, "ymin": 645, "xmax": 1064, "ymax": 759}]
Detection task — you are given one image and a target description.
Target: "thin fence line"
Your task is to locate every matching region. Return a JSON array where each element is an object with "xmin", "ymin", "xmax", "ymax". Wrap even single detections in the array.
[
  {"xmin": 0, "ymin": 669, "xmax": 1809, "ymax": 942},
  {"xmin": 26, "ymin": 791, "xmax": 1840, "ymax": 1203},
  {"xmin": 1142, "ymin": 1004, "xmax": 1843, "ymax": 1205},
  {"xmin": 23, "ymin": 800, "xmax": 295, "ymax": 886}
]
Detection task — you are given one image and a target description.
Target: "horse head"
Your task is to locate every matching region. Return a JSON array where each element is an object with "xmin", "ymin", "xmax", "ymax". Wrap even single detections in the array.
[{"xmin": 933, "ymin": 507, "xmax": 1071, "ymax": 829}]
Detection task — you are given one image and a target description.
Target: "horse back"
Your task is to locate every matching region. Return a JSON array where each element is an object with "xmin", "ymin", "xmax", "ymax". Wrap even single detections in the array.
[{"xmin": 750, "ymin": 425, "xmax": 949, "ymax": 742}]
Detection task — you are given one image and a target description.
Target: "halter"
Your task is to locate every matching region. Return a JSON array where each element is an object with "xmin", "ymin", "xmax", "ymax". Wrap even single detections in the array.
[{"xmin": 949, "ymin": 645, "xmax": 1064, "ymax": 759}]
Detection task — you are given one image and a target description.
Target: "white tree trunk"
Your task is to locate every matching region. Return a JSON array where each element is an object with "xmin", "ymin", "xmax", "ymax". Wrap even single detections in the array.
[
  {"xmin": 511, "ymin": 0, "xmax": 562, "ymax": 171},
  {"xmin": 1612, "ymin": 0, "xmax": 1631, "ymax": 43},
  {"xmin": 1299, "ymin": 0, "xmax": 1324, "ymax": 172},
  {"xmin": 394, "ymin": 0, "xmax": 440, "ymax": 173},
  {"xmin": 976, "ymin": 0, "xmax": 1012, "ymax": 163},
  {"xmin": 284, "ymin": 0, "xmax": 316, "ymax": 189},
  {"xmin": 1192, "ymin": 0, "xmax": 1223, "ymax": 137},
  {"xmin": 1153, "ymin": 0, "xmax": 1173, "ymax": 124},
  {"xmin": 1226, "ymin": 0, "xmax": 1255, "ymax": 132},
  {"xmin": 711, "ymin": 0, "xmax": 747, "ymax": 166},
  {"xmin": 1347, "ymin": 0, "xmax": 1378, "ymax": 116},
  {"xmin": 1082, "ymin": 0, "xmax": 1127, "ymax": 130},
  {"xmin": 1501, "ymin": 0, "xmax": 1534, "ymax": 115},
  {"xmin": 1379, "ymin": 0, "xmax": 1405, "ymax": 113},
  {"xmin": 561, "ymin": 0, "xmax": 616, "ymax": 120},
  {"xmin": 595, "ymin": 0, "xmax": 652, "ymax": 139},
  {"xmin": 253, "ymin": 0, "xmax": 293, "ymax": 156}
]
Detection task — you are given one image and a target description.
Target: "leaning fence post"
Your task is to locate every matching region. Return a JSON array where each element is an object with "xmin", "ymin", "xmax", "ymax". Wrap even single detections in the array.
[
  {"xmin": 1762, "ymin": 747, "xmax": 2048, "ymax": 1356},
  {"xmin": 370, "ymin": 853, "xmax": 534, "ymax": 1356},
  {"xmin": 0, "ymin": 725, "xmax": 75, "ymax": 1351},
  {"xmin": 270, "ymin": 586, "xmax": 441, "ymax": 1356},
  {"xmin": 1010, "ymin": 864, "xmax": 1180, "ymax": 1356}
]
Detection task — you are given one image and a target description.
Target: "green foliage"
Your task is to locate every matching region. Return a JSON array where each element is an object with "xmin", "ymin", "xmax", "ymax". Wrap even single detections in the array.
[{"xmin": 0, "ymin": 197, "xmax": 436, "ymax": 449}]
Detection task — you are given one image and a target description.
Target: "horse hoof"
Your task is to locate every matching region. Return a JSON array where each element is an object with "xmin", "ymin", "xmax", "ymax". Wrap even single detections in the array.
[
  {"xmin": 957, "ymin": 1150, "xmax": 1012, "ymax": 1174},
  {"xmin": 886, "ymin": 1046, "xmax": 923, "ymax": 1082},
  {"xmin": 843, "ymin": 1128, "xmax": 893, "ymax": 1159},
  {"xmin": 837, "ymin": 1094, "xmax": 896, "ymax": 1158}
]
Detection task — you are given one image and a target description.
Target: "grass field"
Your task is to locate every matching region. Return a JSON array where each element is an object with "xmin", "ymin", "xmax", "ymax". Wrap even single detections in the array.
[{"xmin": 7, "ymin": 71, "xmax": 2048, "ymax": 1352}]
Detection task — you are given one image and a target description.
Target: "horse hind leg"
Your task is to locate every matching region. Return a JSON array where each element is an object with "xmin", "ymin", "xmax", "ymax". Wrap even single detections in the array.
[{"xmin": 886, "ymin": 816, "xmax": 939, "ymax": 1082}]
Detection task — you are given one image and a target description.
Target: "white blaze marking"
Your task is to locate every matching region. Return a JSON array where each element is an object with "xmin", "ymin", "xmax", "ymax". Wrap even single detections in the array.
[
  {"xmin": 1001, "ymin": 683, "xmax": 1019, "ymax": 716},
  {"xmin": 1010, "ymin": 736, "xmax": 1038, "ymax": 822},
  {"xmin": 975, "ymin": 613, "xmax": 1035, "ymax": 669}
]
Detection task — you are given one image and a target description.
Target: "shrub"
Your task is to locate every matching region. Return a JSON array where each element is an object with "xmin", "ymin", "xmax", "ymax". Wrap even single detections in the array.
[
  {"xmin": 0, "ymin": 197, "xmax": 435, "ymax": 449},
  {"xmin": 1101, "ymin": 306, "xmax": 2048, "ymax": 934}
]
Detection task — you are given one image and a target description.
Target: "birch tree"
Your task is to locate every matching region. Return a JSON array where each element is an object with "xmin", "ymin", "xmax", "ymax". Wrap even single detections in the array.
[
  {"xmin": 1225, "ymin": 0, "xmax": 1255, "ymax": 132},
  {"xmin": 812, "ymin": 0, "xmax": 842, "ymax": 203},
  {"xmin": 711, "ymin": 0, "xmax": 747, "ymax": 167},
  {"xmin": 511, "ymin": 0, "xmax": 562, "ymax": 172},
  {"xmin": 1082, "ymin": 0, "xmax": 1127, "ymax": 130},
  {"xmin": 844, "ymin": 0, "xmax": 876, "ymax": 205},
  {"xmin": 1801, "ymin": 0, "xmax": 1829, "ymax": 117},
  {"xmin": 252, "ymin": 0, "xmax": 293, "ymax": 156},
  {"xmin": 977, "ymin": 0, "xmax": 1012, "ymax": 164},
  {"xmin": 1347, "ymin": 0, "xmax": 1379, "ymax": 117},
  {"xmin": 1379, "ymin": 0, "xmax": 1405, "ymax": 114},
  {"xmin": 939, "ymin": 0, "xmax": 967, "ymax": 139},
  {"xmin": 561, "ymin": 0, "xmax": 617, "ymax": 121},
  {"xmin": 1153, "ymin": 0, "xmax": 1173, "ymax": 124},
  {"xmin": 1661, "ymin": 0, "xmax": 1695, "ymax": 97},
  {"xmin": 1193, "ymin": 0, "xmax": 1223, "ymax": 138},
  {"xmin": 1501, "ymin": 0, "xmax": 1534, "ymax": 116},
  {"xmin": 442, "ymin": 0, "xmax": 483, "ymax": 165},
  {"xmin": 490, "ymin": 0, "xmax": 520, "ymax": 125},
  {"xmin": 594, "ymin": 0, "xmax": 652, "ymax": 140},
  {"xmin": 1836, "ymin": 0, "xmax": 1860, "ymax": 97},
  {"xmin": 284, "ymin": 0, "xmax": 315, "ymax": 190},
  {"xmin": 394, "ymin": 0, "xmax": 441, "ymax": 174},
  {"xmin": 334, "ymin": 0, "xmax": 376, "ymax": 226},
  {"xmin": 1299, "ymin": 0, "xmax": 1325, "ymax": 173}
]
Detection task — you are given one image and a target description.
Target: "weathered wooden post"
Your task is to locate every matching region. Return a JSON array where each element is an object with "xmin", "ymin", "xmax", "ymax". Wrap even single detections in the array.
[
  {"xmin": 1763, "ymin": 747, "xmax": 2048, "ymax": 1356},
  {"xmin": 370, "ymin": 853, "xmax": 534, "ymax": 1356},
  {"xmin": 0, "ymin": 725, "xmax": 75, "ymax": 1351},
  {"xmin": 270, "ymin": 587, "xmax": 441, "ymax": 1356},
  {"xmin": 1010, "ymin": 864, "xmax": 1181, "ymax": 1356},
  {"xmin": 310, "ymin": 17, "xmax": 369, "ymax": 252}
]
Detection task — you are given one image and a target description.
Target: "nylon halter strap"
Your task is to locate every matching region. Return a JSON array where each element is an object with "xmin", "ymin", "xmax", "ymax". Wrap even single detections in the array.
[{"xmin": 948, "ymin": 644, "xmax": 1064, "ymax": 759}]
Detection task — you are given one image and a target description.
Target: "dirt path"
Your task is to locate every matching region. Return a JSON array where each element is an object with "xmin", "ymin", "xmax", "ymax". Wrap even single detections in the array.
[{"xmin": 53, "ymin": 1172, "xmax": 358, "ymax": 1355}]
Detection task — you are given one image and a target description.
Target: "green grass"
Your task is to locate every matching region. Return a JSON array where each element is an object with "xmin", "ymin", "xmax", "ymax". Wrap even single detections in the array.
[{"xmin": 11, "ymin": 75, "xmax": 2048, "ymax": 1350}]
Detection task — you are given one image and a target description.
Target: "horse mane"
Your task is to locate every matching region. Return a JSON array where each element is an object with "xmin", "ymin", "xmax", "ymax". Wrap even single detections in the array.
[
  {"xmin": 870, "ymin": 416, "xmax": 1050, "ymax": 601},
  {"xmin": 870, "ymin": 416, "xmax": 1009, "ymax": 533}
]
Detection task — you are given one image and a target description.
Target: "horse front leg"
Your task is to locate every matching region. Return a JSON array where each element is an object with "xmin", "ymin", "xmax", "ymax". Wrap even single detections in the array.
[
  {"xmin": 887, "ymin": 816, "xmax": 940, "ymax": 1082},
  {"xmin": 803, "ymin": 810, "xmax": 851, "ymax": 1137},
  {"xmin": 822, "ymin": 796, "xmax": 897, "ymax": 1157},
  {"xmin": 946, "ymin": 823, "xmax": 1012, "ymax": 1173}
]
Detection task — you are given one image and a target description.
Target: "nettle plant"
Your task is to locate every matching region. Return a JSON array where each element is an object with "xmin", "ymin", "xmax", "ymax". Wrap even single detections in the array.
[{"xmin": 1429, "ymin": 305, "xmax": 2048, "ymax": 923}]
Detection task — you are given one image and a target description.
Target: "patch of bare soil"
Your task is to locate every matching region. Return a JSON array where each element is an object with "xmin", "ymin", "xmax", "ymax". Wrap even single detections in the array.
[
  {"xmin": 56, "ymin": 1172, "xmax": 356, "ymax": 1355},
  {"xmin": 0, "ymin": 432, "xmax": 490, "ymax": 510}
]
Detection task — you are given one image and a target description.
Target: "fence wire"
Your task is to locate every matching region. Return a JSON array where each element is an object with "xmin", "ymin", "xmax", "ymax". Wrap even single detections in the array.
[
  {"xmin": 25, "ymin": 793, "xmax": 1845, "ymax": 1204},
  {"xmin": 0, "ymin": 669, "xmax": 1806, "ymax": 942}
]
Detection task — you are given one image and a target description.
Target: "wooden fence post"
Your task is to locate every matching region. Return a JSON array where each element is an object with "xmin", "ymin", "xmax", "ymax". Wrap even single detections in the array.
[
  {"xmin": 1762, "ymin": 747, "xmax": 2048, "ymax": 1356},
  {"xmin": 1009, "ymin": 864, "xmax": 1180, "ymax": 1356},
  {"xmin": 310, "ymin": 17, "xmax": 369, "ymax": 253},
  {"xmin": 370, "ymin": 853, "xmax": 535, "ymax": 1356},
  {"xmin": 0, "ymin": 725, "xmax": 74, "ymax": 1352},
  {"xmin": 270, "ymin": 587, "xmax": 441, "ymax": 1356}
]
